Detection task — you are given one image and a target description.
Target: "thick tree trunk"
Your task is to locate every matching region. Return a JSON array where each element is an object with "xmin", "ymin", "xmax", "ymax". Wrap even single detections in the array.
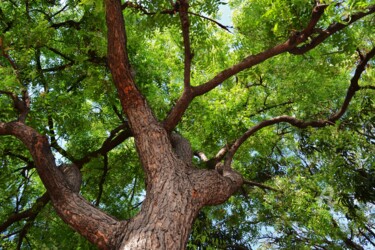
[
  {"xmin": 118, "ymin": 169, "xmax": 200, "ymax": 249},
  {"xmin": 116, "ymin": 159, "xmax": 242, "ymax": 249}
]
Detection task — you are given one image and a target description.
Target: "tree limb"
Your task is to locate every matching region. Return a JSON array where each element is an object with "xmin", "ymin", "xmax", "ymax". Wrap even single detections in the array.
[
  {"xmin": 222, "ymin": 46, "xmax": 375, "ymax": 168},
  {"xmin": 0, "ymin": 90, "xmax": 30, "ymax": 122},
  {"xmin": 49, "ymin": 2, "xmax": 89, "ymax": 30},
  {"xmin": 75, "ymin": 122, "xmax": 132, "ymax": 167},
  {"xmin": 0, "ymin": 193, "xmax": 50, "ymax": 233},
  {"xmin": 0, "ymin": 121, "xmax": 123, "ymax": 249},
  {"xmin": 0, "ymin": 122, "xmax": 131, "ymax": 235},
  {"xmin": 163, "ymin": 3, "xmax": 329, "ymax": 131},
  {"xmin": 122, "ymin": 1, "xmax": 231, "ymax": 32},
  {"xmin": 163, "ymin": 4, "xmax": 375, "ymax": 132},
  {"xmin": 0, "ymin": 36, "xmax": 18, "ymax": 71},
  {"xmin": 179, "ymin": 0, "xmax": 192, "ymax": 90},
  {"xmin": 289, "ymin": 5, "xmax": 375, "ymax": 55}
]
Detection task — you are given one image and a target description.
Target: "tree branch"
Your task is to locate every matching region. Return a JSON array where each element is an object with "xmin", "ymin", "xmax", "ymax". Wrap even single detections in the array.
[
  {"xmin": 121, "ymin": 1, "xmax": 232, "ymax": 32},
  {"xmin": 0, "ymin": 193, "xmax": 49, "ymax": 233},
  {"xmin": 49, "ymin": 9, "xmax": 81, "ymax": 30},
  {"xmin": 0, "ymin": 90, "xmax": 30, "ymax": 122},
  {"xmin": 163, "ymin": 4, "xmax": 375, "ymax": 132},
  {"xmin": 0, "ymin": 36, "xmax": 18, "ymax": 70},
  {"xmin": 0, "ymin": 121, "xmax": 123, "ymax": 249},
  {"xmin": 48, "ymin": 116, "xmax": 72, "ymax": 160},
  {"xmin": 75, "ymin": 122, "xmax": 132, "ymax": 167},
  {"xmin": 0, "ymin": 122, "xmax": 132, "ymax": 236},
  {"xmin": 163, "ymin": 3, "xmax": 329, "ymax": 132},
  {"xmin": 289, "ymin": 5, "xmax": 375, "ymax": 55},
  {"xmin": 188, "ymin": 11, "xmax": 232, "ymax": 33},
  {"xmin": 222, "ymin": 47, "xmax": 375, "ymax": 168},
  {"xmin": 179, "ymin": 0, "xmax": 192, "ymax": 90},
  {"xmin": 329, "ymin": 46, "xmax": 375, "ymax": 121}
]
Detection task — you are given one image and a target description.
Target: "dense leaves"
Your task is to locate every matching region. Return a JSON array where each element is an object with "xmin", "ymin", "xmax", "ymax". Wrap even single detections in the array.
[{"xmin": 1, "ymin": 0, "xmax": 375, "ymax": 249}]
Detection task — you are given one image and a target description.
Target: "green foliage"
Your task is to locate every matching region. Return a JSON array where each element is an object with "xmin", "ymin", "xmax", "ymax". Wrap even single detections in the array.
[{"xmin": 1, "ymin": 0, "xmax": 375, "ymax": 249}]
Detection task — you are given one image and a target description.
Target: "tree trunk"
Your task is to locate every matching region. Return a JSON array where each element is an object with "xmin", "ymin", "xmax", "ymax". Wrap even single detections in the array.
[
  {"xmin": 118, "ymin": 168, "xmax": 200, "ymax": 249},
  {"xmin": 1, "ymin": 1, "xmax": 244, "ymax": 249},
  {"xmin": 116, "ymin": 158, "xmax": 242, "ymax": 249}
]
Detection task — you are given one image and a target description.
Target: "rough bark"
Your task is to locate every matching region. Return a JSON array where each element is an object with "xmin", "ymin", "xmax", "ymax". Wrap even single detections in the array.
[
  {"xmin": 2, "ymin": 1, "xmax": 372, "ymax": 249},
  {"xmin": 171, "ymin": 132, "xmax": 193, "ymax": 165},
  {"xmin": 59, "ymin": 164, "xmax": 82, "ymax": 193}
]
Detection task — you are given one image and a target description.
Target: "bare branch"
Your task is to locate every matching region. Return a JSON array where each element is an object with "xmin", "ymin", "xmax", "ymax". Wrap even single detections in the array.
[{"xmin": 188, "ymin": 11, "xmax": 232, "ymax": 33}]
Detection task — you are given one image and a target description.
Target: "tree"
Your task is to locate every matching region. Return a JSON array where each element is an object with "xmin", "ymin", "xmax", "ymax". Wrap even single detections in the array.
[{"xmin": 0, "ymin": 0, "xmax": 374, "ymax": 249}]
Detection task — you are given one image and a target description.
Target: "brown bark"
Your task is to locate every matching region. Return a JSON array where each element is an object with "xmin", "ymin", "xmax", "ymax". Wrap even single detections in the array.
[
  {"xmin": 0, "ymin": 122, "xmax": 124, "ymax": 249},
  {"xmin": 2, "ymin": 1, "xmax": 374, "ymax": 249},
  {"xmin": 104, "ymin": 1, "xmax": 243, "ymax": 247}
]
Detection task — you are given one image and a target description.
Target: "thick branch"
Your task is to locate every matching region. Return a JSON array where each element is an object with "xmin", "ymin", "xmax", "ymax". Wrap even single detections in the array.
[
  {"xmin": 0, "ymin": 122, "xmax": 123, "ymax": 249},
  {"xmin": 163, "ymin": 4, "xmax": 329, "ymax": 131},
  {"xmin": 190, "ymin": 168, "xmax": 243, "ymax": 206},
  {"xmin": 105, "ymin": 0, "xmax": 177, "ymax": 183},
  {"xmin": 105, "ymin": 0, "xmax": 152, "ymax": 126}
]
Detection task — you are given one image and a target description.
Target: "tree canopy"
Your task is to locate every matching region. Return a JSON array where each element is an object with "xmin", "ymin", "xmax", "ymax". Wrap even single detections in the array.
[{"xmin": 0, "ymin": 0, "xmax": 375, "ymax": 249}]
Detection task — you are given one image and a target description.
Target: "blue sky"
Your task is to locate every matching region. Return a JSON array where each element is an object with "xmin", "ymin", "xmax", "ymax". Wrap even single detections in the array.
[{"xmin": 219, "ymin": 1, "xmax": 233, "ymax": 27}]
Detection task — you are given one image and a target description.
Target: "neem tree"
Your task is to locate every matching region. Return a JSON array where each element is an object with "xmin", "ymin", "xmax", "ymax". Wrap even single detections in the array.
[{"xmin": 1, "ymin": 0, "xmax": 375, "ymax": 249}]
